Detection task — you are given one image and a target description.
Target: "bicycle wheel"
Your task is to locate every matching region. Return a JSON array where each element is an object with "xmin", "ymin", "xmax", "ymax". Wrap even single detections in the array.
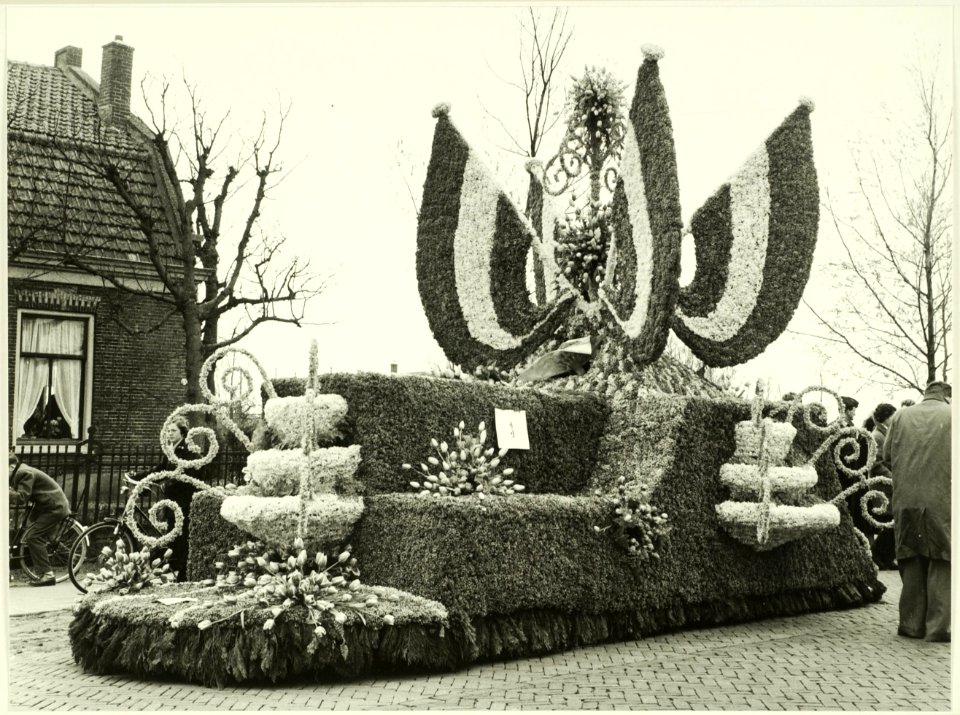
[
  {"xmin": 67, "ymin": 521, "xmax": 136, "ymax": 594},
  {"xmin": 21, "ymin": 517, "xmax": 86, "ymax": 584}
]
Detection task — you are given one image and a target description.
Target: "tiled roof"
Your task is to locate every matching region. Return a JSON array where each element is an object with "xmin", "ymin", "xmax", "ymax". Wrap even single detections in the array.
[{"xmin": 7, "ymin": 60, "xmax": 181, "ymax": 269}]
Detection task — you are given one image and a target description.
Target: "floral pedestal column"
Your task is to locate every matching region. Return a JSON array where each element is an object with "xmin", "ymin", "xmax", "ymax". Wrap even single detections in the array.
[{"xmin": 716, "ymin": 401, "xmax": 840, "ymax": 551}]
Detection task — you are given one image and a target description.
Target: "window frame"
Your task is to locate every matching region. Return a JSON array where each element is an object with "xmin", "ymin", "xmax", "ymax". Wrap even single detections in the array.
[{"xmin": 14, "ymin": 309, "xmax": 95, "ymax": 446}]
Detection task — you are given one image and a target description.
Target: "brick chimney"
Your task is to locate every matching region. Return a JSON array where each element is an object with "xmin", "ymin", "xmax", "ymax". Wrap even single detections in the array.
[
  {"xmin": 98, "ymin": 35, "xmax": 133, "ymax": 127},
  {"xmin": 54, "ymin": 46, "xmax": 82, "ymax": 69}
]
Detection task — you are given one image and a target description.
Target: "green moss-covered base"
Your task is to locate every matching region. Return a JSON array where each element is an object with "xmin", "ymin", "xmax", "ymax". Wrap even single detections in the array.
[
  {"xmin": 69, "ymin": 582, "xmax": 456, "ymax": 687},
  {"xmin": 69, "ymin": 577, "xmax": 881, "ymax": 687},
  {"xmin": 461, "ymin": 577, "xmax": 882, "ymax": 664}
]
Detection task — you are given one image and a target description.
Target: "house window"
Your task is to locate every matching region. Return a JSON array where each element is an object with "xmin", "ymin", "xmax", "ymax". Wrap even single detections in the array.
[{"xmin": 15, "ymin": 313, "xmax": 91, "ymax": 441}]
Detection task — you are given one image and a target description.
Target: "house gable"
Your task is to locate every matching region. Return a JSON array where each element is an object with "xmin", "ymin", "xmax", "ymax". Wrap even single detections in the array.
[
  {"xmin": 7, "ymin": 39, "xmax": 191, "ymax": 449},
  {"xmin": 7, "ymin": 48, "xmax": 185, "ymax": 281}
]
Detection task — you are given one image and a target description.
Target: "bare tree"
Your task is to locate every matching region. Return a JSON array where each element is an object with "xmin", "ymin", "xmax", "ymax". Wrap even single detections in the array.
[
  {"xmin": 483, "ymin": 7, "xmax": 572, "ymax": 159},
  {"xmin": 10, "ymin": 78, "xmax": 324, "ymax": 402},
  {"xmin": 483, "ymin": 7, "xmax": 573, "ymax": 303},
  {"xmin": 805, "ymin": 59, "xmax": 952, "ymax": 393}
]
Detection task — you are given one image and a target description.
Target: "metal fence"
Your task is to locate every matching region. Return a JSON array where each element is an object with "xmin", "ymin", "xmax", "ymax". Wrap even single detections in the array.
[{"xmin": 11, "ymin": 438, "xmax": 247, "ymax": 526}]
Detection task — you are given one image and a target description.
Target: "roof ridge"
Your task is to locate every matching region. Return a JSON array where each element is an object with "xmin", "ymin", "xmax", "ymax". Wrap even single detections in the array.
[{"xmin": 7, "ymin": 58, "xmax": 57, "ymax": 69}]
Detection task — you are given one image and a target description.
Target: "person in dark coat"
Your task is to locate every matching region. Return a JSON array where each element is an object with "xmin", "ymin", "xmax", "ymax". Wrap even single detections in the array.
[
  {"xmin": 8, "ymin": 454, "xmax": 70, "ymax": 586},
  {"xmin": 883, "ymin": 381, "xmax": 951, "ymax": 642},
  {"xmin": 869, "ymin": 403, "xmax": 897, "ymax": 569},
  {"xmin": 135, "ymin": 418, "xmax": 203, "ymax": 582}
]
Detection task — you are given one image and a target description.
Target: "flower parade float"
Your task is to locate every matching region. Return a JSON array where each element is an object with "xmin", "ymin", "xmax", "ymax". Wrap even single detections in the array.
[{"xmin": 70, "ymin": 47, "xmax": 887, "ymax": 687}]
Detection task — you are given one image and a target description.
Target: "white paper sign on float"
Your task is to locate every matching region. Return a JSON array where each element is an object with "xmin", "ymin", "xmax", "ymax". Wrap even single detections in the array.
[{"xmin": 495, "ymin": 408, "xmax": 530, "ymax": 450}]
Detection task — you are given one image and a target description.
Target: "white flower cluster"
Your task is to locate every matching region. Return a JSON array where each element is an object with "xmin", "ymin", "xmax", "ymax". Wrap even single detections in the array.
[
  {"xmin": 264, "ymin": 394, "xmax": 348, "ymax": 448},
  {"xmin": 220, "ymin": 494, "xmax": 364, "ymax": 552},
  {"xmin": 732, "ymin": 419, "xmax": 796, "ymax": 464},
  {"xmin": 676, "ymin": 147, "xmax": 771, "ymax": 342},
  {"xmin": 454, "ymin": 155, "xmax": 525, "ymax": 350},
  {"xmin": 716, "ymin": 389, "xmax": 840, "ymax": 550},
  {"xmin": 640, "ymin": 44, "xmax": 665, "ymax": 61},
  {"xmin": 403, "ymin": 420, "xmax": 523, "ymax": 499},
  {"xmin": 720, "ymin": 463, "xmax": 818, "ymax": 501},
  {"xmin": 244, "ymin": 446, "xmax": 362, "ymax": 497},
  {"xmin": 599, "ymin": 125, "xmax": 654, "ymax": 338},
  {"xmin": 715, "ymin": 502, "xmax": 840, "ymax": 551}
]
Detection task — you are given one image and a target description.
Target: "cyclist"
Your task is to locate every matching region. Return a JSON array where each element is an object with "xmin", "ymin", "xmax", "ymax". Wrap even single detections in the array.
[{"xmin": 8, "ymin": 453, "xmax": 70, "ymax": 586}]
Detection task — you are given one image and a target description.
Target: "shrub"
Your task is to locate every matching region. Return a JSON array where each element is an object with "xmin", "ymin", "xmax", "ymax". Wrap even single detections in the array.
[{"xmin": 273, "ymin": 373, "xmax": 609, "ymax": 495}]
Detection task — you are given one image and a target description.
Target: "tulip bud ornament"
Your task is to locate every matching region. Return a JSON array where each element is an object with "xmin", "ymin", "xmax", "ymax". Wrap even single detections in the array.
[{"xmin": 404, "ymin": 420, "xmax": 526, "ymax": 499}]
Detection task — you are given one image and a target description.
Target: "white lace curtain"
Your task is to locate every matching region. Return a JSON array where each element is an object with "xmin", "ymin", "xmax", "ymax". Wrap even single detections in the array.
[
  {"xmin": 15, "ymin": 357, "xmax": 47, "ymax": 439},
  {"xmin": 16, "ymin": 318, "xmax": 85, "ymax": 439},
  {"xmin": 21, "ymin": 318, "xmax": 84, "ymax": 355}
]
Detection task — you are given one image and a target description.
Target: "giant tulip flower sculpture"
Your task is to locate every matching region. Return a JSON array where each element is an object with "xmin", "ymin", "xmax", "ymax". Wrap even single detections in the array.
[{"xmin": 416, "ymin": 46, "xmax": 819, "ymax": 372}]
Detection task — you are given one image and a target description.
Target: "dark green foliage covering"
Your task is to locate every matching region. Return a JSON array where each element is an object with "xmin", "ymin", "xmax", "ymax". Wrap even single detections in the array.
[
  {"xmin": 416, "ymin": 112, "xmax": 574, "ymax": 371},
  {"xmin": 603, "ymin": 56, "xmax": 682, "ymax": 364},
  {"xmin": 274, "ymin": 372, "xmax": 609, "ymax": 495},
  {"xmin": 69, "ymin": 582, "xmax": 455, "ymax": 687},
  {"xmin": 459, "ymin": 578, "xmax": 878, "ymax": 663},
  {"xmin": 186, "ymin": 391, "xmax": 884, "ymax": 680},
  {"xmin": 678, "ymin": 184, "xmax": 733, "ymax": 317},
  {"xmin": 606, "ymin": 182, "xmax": 638, "ymax": 318},
  {"xmin": 673, "ymin": 105, "xmax": 819, "ymax": 367},
  {"xmin": 590, "ymin": 393, "xmax": 686, "ymax": 493},
  {"xmin": 490, "ymin": 195, "xmax": 542, "ymax": 335},
  {"xmin": 187, "ymin": 489, "xmax": 248, "ymax": 581},
  {"xmin": 352, "ymin": 395, "xmax": 881, "ymax": 620}
]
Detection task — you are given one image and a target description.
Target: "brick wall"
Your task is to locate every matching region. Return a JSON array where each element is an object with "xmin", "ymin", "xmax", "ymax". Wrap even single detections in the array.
[{"xmin": 8, "ymin": 279, "xmax": 187, "ymax": 448}]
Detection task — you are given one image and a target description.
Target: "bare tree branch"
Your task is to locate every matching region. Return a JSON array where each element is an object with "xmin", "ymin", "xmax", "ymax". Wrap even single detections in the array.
[
  {"xmin": 809, "ymin": 56, "xmax": 951, "ymax": 391},
  {"xmin": 10, "ymin": 74, "xmax": 323, "ymax": 402}
]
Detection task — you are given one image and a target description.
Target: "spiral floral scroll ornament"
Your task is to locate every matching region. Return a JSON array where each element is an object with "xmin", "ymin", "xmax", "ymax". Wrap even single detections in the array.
[
  {"xmin": 124, "ymin": 347, "xmax": 277, "ymax": 549},
  {"xmin": 783, "ymin": 387, "xmax": 892, "ymax": 534},
  {"xmin": 199, "ymin": 346, "xmax": 279, "ymax": 406}
]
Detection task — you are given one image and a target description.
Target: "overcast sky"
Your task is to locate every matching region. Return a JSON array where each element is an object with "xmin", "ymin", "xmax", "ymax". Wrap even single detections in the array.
[{"xmin": 3, "ymin": 2, "xmax": 954, "ymax": 414}]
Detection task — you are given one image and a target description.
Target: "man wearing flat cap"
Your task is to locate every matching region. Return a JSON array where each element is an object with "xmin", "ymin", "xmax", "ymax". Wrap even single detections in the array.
[{"xmin": 883, "ymin": 380, "xmax": 952, "ymax": 642}]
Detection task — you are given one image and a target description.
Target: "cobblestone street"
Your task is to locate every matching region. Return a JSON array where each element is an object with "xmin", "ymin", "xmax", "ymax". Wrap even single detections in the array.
[{"xmin": 3, "ymin": 571, "xmax": 952, "ymax": 710}]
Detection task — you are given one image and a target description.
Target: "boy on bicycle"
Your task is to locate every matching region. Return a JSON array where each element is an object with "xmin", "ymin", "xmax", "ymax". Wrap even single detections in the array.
[{"xmin": 8, "ymin": 453, "xmax": 70, "ymax": 586}]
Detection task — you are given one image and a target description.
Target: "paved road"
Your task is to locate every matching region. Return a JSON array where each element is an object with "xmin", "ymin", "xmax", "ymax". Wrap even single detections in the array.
[{"xmin": 3, "ymin": 570, "xmax": 952, "ymax": 710}]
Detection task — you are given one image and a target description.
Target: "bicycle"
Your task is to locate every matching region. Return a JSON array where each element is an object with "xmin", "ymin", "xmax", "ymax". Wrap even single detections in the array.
[
  {"xmin": 9, "ymin": 502, "xmax": 87, "ymax": 584},
  {"xmin": 67, "ymin": 475, "xmax": 180, "ymax": 593}
]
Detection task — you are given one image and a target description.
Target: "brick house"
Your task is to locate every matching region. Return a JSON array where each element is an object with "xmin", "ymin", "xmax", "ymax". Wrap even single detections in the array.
[{"xmin": 7, "ymin": 38, "xmax": 193, "ymax": 451}]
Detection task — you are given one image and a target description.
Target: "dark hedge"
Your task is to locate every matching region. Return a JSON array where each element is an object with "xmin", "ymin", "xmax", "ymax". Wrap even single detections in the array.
[
  {"xmin": 271, "ymin": 372, "xmax": 610, "ymax": 495},
  {"xmin": 188, "ymin": 392, "xmax": 883, "ymax": 673},
  {"xmin": 188, "ymin": 489, "xmax": 250, "ymax": 581},
  {"xmin": 351, "ymin": 395, "xmax": 881, "ymax": 619}
]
